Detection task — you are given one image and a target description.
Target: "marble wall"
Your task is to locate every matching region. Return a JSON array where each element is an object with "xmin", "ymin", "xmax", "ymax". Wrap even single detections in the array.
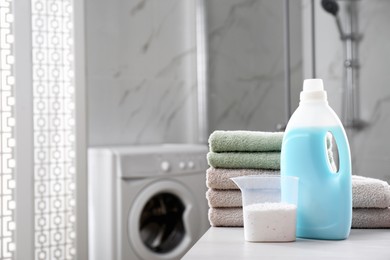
[
  {"xmin": 303, "ymin": 0, "xmax": 390, "ymax": 182},
  {"xmin": 206, "ymin": 0, "xmax": 303, "ymax": 132},
  {"xmin": 86, "ymin": 0, "xmax": 302, "ymax": 146},
  {"xmin": 86, "ymin": 0, "xmax": 198, "ymax": 146}
]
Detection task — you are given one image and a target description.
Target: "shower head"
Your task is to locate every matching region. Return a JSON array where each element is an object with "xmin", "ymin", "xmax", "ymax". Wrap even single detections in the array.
[
  {"xmin": 321, "ymin": 0, "xmax": 339, "ymax": 16},
  {"xmin": 321, "ymin": 0, "xmax": 346, "ymax": 40}
]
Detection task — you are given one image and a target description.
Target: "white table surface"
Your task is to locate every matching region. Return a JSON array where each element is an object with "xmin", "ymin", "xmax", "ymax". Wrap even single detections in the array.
[{"xmin": 183, "ymin": 228, "xmax": 390, "ymax": 260}]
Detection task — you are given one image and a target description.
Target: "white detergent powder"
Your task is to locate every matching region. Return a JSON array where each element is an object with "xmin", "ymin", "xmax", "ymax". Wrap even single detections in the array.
[{"xmin": 243, "ymin": 202, "xmax": 297, "ymax": 242}]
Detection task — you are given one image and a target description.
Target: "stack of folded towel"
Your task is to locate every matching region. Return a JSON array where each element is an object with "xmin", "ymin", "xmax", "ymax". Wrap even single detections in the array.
[
  {"xmin": 206, "ymin": 130, "xmax": 390, "ymax": 229},
  {"xmin": 351, "ymin": 175, "xmax": 390, "ymax": 228},
  {"xmin": 206, "ymin": 130, "xmax": 283, "ymax": 227}
]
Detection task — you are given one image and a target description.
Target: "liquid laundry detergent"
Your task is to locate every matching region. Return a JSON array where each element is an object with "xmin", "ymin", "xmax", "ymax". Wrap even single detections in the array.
[{"xmin": 281, "ymin": 79, "xmax": 352, "ymax": 240}]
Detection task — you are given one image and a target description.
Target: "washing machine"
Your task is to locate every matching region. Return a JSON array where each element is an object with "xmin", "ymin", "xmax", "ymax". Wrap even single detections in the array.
[{"xmin": 88, "ymin": 144, "xmax": 210, "ymax": 260}]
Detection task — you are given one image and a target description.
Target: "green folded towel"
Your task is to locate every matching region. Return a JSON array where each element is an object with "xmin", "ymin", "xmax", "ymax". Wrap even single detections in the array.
[
  {"xmin": 208, "ymin": 130, "xmax": 284, "ymax": 152},
  {"xmin": 207, "ymin": 152, "xmax": 280, "ymax": 170}
]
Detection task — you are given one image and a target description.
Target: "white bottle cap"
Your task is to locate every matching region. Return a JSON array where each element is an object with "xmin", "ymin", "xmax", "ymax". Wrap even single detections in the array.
[{"xmin": 300, "ymin": 79, "xmax": 327, "ymax": 101}]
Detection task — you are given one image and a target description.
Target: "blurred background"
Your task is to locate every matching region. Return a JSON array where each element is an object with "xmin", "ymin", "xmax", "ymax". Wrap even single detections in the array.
[
  {"xmin": 1, "ymin": 0, "xmax": 389, "ymax": 259},
  {"xmin": 87, "ymin": 0, "xmax": 390, "ymax": 182}
]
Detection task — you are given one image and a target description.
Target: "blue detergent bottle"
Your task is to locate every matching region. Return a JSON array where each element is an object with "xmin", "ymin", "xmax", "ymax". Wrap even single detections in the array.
[{"xmin": 281, "ymin": 79, "xmax": 352, "ymax": 240}]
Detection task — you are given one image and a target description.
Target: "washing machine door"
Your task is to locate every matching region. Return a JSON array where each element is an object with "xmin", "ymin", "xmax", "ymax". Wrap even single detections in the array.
[{"xmin": 128, "ymin": 179, "xmax": 201, "ymax": 260}]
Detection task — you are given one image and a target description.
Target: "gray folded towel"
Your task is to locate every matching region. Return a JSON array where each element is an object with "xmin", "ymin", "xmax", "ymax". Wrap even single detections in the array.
[
  {"xmin": 352, "ymin": 175, "xmax": 390, "ymax": 208},
  {"xmin": 352, "ymin": 208, "xmax": 390, "ymax": 228},
  {"xmin": 206, "ymin": 189, "xmax": 242, "ymax": 208},
  {"xmin": 206, "ymin": 188, "xmax": 390, "ymax": 209},
  {"xmin": 207, "ymin": 152, "xmax": 280, "ymax": 170},
  {"xmin": 206, "ymin": 167, "xmax": 279, "ymax": 190},
  {"xmin": 208, "ymin": 207, "xmax": 243, "ymax": 227},
  {"xmin": 207, "ymin": 170, "xmax": 390, "ymax": 209},
  {"xmin": 209, "ymin": 130, "xmax": 284, "ymax": 152},
  {"xmin": 208, "ymin": 207, "xmax": 390, "ymax": 228}
]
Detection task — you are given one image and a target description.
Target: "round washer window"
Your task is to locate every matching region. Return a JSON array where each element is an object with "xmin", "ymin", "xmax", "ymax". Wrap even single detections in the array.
[
  {"xmin": 128, "ymin": 180, "xmax": 200, "ymax": 260},
  {"xmin": 139, "ymin": 192, "xmax": 185, "ymax": 253}
]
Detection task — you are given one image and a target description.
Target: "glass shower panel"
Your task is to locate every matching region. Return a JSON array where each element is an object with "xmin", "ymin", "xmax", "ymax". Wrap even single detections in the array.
[{"xmin": 205, "ymin": 0, "xmax": 303, "ymax": 133}]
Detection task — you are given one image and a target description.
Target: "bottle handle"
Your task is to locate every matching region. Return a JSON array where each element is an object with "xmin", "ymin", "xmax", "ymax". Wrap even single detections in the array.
[{"xmin": 325, "ymin": 128, "xmax": 351, "ymax": 177}]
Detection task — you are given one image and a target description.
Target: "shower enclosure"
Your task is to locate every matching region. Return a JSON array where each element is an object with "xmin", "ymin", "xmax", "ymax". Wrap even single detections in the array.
[
  {"xmin": 321, "ymin": 0, "xmax": 365, "ymax": 130},
  {"xmin": 304, "ymin": 0, "xmax": 390, "ymax": 182}
]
